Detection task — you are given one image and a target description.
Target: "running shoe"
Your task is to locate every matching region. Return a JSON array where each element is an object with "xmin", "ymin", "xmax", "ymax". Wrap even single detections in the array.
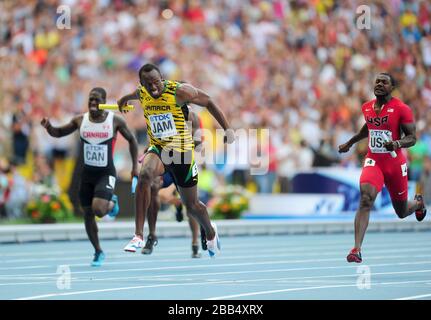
[
  {"xmin": 200, "ymin": 226, "xmax": 207, "ymax": 251},
  {"xmin": 191, "ymin": 244, "xmax": 201, "ymax": 258},
  {"xmin": 123, "ymin": 235, "xmax": 144, "ymax": 252},
  {"xmin": 91, "ymin": 251, "xmax": 105, "ymax": 267},
  {"xmin": 175, "ymin": 204, "xmax": 184, "ymax": 222},
  {"xmin": 414, "ymin": 194, "xmax": 427, "ymax": 222},
  {"xmin": 142, "ymin": 235, "xmax": 158, "ymax": 255},
  {"xmin": 346, "ymin": 248, "xmax": 362, "ymax": 263},
  {"xmin": 206, "ymin": 222, "xmax": 221, "ymax": 258},
  {"xmin": 108, "ymin": 194, "xmax": 119, "ymax": 217}
]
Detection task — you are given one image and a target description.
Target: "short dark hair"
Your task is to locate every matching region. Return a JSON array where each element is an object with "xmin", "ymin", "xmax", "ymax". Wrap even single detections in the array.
[
  {"xmin": 90, "ymin": 87, "xmax": 107, "ymax": 100},
  {"xmin": 139, "ymin": 63, "xmax": 162, "ymax": 80},
  {"xmin": 379, "ymin": 72, "xmax": 396, "ymax": 87}
]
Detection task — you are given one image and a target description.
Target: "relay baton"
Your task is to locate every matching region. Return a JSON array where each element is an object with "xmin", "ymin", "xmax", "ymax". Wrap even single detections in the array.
[
  {"xmin": 381, "ymin": 132, "xmax": 397, "ymax": 158},
  {"xmin": 131, "ymin": 176, "xmax": 138, "ymax": 194},
  {"xmin": 99, "ymin": 104, "xmax": 135, "ymax": 111}
]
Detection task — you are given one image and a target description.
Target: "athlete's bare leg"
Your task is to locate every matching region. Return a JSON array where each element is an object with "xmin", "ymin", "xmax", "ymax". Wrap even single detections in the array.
[
  {"xmin": 391, "ymin": 200, "xmax": 421, "ymax": 219},
  {"xmin": 354, "ymin": 184, "xmax": 379, "ymax": 250},
  {"xmin": 92, "ymin": 197, "xmax": 114, "ymax": 217},
  {"xmin": 147, "ymin": 183, "xmax": 161, "ymax": 238},
  {"xmin": 83, "ymin": 196, "xmax": 111, "ymax": 253},
  {"xmin": 187, "ymin": 212, "xmax": 200, "ymax": 246},
  {"xmin": 177, "ymin": 185, "xmax": 215, "ymax": 241},
  {"xmin": 135, "ymin": 153, "xmax": 165, "ymax": 239}
]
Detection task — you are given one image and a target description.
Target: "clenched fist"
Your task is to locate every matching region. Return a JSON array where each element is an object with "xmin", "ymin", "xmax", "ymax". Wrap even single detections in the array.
[
  {"xmin": 338, "ymin": 142, "xmax": 352, "ymax": 153},
  {"xmin": 41, "ymin": 117, "xmax": 51, "ymax": 129}
]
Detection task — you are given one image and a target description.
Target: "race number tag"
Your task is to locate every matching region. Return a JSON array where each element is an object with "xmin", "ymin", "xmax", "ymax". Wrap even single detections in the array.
[
  {"xmin": 149, "ymin": 113, "xmax": 177, "ymax": 139},
  {"xmin": 401, "ymin": 163, "xmax": 408, "ymax": 177},
  {"xmin": 364, "ymin": 158, "xmax": 376, "ymax": 167},
  {"xmin": 108, "ymin": 176, "xmax": 116, "ymax": 189},
  {"xmin": 192, "ymin": 162, "xmax": 198, "ymax": 177},
  {"xmin": 84, "ymin": 143, "xmax": 108, "ymax": 167},
  {"xmin": 369, "ymin": 130, "xmax": 393, "ymax": 154}
]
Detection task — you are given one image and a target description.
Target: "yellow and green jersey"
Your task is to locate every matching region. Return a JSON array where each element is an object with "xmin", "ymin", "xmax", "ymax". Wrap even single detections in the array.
[{"xmin": 138, "ymin": 80, "xmax": 194, "ymax": 152}]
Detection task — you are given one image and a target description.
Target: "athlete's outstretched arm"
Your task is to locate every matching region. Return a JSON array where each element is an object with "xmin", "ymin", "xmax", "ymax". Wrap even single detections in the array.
[
  {"xmin": 384, "ymin": 123, "xmax": 417, "ymax": 151},
  {"xmin": 40, "ymin": 116, "xmax": 81, "ymax": 138},
  {"xmin": 117, "ymin": 90, "xmax": 139, "ymax": 113},
  {"xmin": 176, "ymin": 83, "xmax": 234, "ymax": 143},
  {"xmin": 338, "ymin": 123, "xmax": 369, "ymax": 153},
  {"xmin": 115, "ymin": 115, "xmax": 139, "ymax": 177}
]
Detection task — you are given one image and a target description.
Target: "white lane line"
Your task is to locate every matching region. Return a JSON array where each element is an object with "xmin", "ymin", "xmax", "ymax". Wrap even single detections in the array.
[
  {"xmin": 0, "ymin": 265, "xmax": 49, "ymax": 271},
  {"xmin": 0, "ymin": 239, "xmax": 353, "ymax": 257},
  {"xmin": 2, "ymin": 245, "xmax": 429, "ymax": 270},
  {"xmin": 14, "ymin": 278, "xmax": 431, "ymax": 300},
  {"xmin": 1, "ymin": 245, "xmax": 429, "ymax": 273},
  {"xmin": 3, "ymin": 266, "xmax": 431, "ymax": 287},
  {"xmin": 0, "ymin": 253, "xmax": 423, "ymax": 277},
  {"xmin": 395, "ymin": 293, "xmax": 431, "ymax": 300},
  {"xmin": 1, "ymin": 253, "xmax": 430, "ymax": 279},
  {"xmin": 13, "ymin": 280, "xmax": 241, "ymax": 300},
  {"xmin": 1, "ymin": 234, "xmax": 428, "ymax": 258},
  {"xmin": 205, "ymin": 280, "xmax": 431, "ymax": 300},
  {"xmin": 1, "ymin": 259, "xmax": 430, "ymax": 287}
]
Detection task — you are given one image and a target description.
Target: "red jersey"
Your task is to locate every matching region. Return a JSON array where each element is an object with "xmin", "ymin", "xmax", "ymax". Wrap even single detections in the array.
[{"xmin": 362, "ymin": 97, "xmax": 414, "ymax": 161}]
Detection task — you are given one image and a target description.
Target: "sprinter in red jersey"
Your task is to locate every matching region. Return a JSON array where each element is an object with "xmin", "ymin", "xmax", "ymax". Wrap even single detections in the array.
[{"xmin": 338, "ymin": 73, "xmax": 427, "ymax": 263}]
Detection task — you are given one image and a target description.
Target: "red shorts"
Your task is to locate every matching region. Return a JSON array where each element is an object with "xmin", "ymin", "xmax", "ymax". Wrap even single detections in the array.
[{"xmin": 359, "ymin": 154, "xmax": 409, "ymax": 201}]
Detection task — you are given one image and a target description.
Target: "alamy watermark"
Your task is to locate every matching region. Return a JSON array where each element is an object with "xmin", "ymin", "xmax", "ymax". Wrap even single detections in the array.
[
  {"xmin": 356, "ymin": 265, "xmax": 371, "ymax": 289},
  {"xmin": 356, "ymin": 5, "xmax": 371, "ymax": 30},
  {"xmin": 157, "ymin": 125, "xmax": 271, "ymax": 176},
  {"xmin": 56, "ymin": 265, "xmax": 71, "ymax": 290},
  {"xmin": 56, "ymin": 5, "xmax": 71, "ymax": 30}
]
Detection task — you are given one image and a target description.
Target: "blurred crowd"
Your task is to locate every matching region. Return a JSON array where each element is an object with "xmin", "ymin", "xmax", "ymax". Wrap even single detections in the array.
[{"xmin": 2, "ymin": 0, "xmax": 431, "ymax": 218}]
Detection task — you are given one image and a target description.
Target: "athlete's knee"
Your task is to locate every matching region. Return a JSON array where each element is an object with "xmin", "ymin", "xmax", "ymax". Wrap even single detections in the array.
[
  {"xmin": 139, "ymin": 168, "xmax": 156, "ymax": 185},
  {"xmin": 395, "ymin": 210, "xmax": 408, "ymax": 219},
  {"xmin": 359, "ymin": 193, "xmax": 375, "ymax": 211},
  {"xmin": 394, "ymin": 205, "xmax": 409, "ymax": 219},
  {"xmin": 92, "ymin": 203, "xmax": 108, "ymax": 218},
  {"xmin": 83, "ymin": 208, "xmax": 94, "ymax": 218}
]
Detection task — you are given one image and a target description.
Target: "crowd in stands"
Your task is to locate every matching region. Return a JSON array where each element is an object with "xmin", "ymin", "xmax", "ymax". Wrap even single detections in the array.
[{"xmin": 1, "ymin": 0, "xmax": 431, "ymax": 218}]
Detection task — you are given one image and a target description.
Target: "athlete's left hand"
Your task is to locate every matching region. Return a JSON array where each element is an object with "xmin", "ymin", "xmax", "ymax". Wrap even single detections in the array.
[{"xmin": 384, "ymin": 140, "xmax": 399, "ymax": 152}]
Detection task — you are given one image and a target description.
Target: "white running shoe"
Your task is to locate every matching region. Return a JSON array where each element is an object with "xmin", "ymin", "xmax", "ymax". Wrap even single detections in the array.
[
  {"xmin": 124, "ymin": 235, "xmax": 144, "ymax": 252},
  {"xmin": 206, "ymin": 222, "xmax": 221, "ymax": 258}
]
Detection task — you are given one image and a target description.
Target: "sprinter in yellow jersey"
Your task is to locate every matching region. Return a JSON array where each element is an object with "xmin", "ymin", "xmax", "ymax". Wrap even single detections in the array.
[{"xmin": 118, "ymin": 63, "xmax": 234, "ymax": 257}]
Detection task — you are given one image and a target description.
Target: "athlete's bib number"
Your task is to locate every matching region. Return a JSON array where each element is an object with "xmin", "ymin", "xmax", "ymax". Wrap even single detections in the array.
[
  {"xmin": 149, "ymin": 113, "xmax": 177, "ymax": 139},
  {"xmin": 369, "ymin": 130, "xmax": 393, "ymax": 154},
  {"xmin": 84, "ymin": 143, "xmax": 108, "ymax": 167}
]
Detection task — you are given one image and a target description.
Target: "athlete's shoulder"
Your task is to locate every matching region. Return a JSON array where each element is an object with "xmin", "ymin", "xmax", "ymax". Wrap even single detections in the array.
[
  {"xmin": 361, "ymin": 99, "xmax": 375, "ymax": 111},
  {"xmin": 391, "ymin": 97, "xmax": 411, "ymax": 109},
  {"xmin": 113, "ymin": 113, "xmax": 127, "ymax": 126},
  {"xmin": 73, "ymin": 113, "xmax": 85, "ymax": 127}
]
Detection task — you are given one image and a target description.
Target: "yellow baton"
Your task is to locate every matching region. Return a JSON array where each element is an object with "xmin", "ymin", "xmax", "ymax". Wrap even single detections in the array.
[{"xmin": 98, "ymin": 104, "xmax": 135, "ymax": 111}]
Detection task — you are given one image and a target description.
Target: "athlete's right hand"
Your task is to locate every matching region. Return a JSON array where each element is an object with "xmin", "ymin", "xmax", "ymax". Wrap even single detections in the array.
[
  {"xmin": 338, "ymin": 142, "xmax": 351, "ymax": 153},
  {"xmin": 40, "ymin": 117, "xmax": 51, "ymax": 129},
  {"xmin": 117, "ymin": 99, "xmax": 129, "ymax": 114}
]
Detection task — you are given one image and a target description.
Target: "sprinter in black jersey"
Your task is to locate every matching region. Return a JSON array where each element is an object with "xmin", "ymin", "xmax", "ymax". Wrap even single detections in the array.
[{"xmin": 41, "ymin": 87, "xmax": 138, "ymax": 266}]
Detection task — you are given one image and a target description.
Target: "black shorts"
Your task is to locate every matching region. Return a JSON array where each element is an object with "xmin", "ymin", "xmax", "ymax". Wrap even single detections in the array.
[
  {"xmin": 79, "ymin": 172, "xmax": 116, "ymax": 207},
  {"xmin": 147, "ymin": 145, "xmax": 198, "ymax": 188}
]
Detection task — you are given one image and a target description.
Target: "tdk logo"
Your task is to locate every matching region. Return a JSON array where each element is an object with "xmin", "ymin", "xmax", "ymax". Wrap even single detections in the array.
[{"xmin": 151, "ymin": 114, "xmax": 170, "ymax": 121}]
